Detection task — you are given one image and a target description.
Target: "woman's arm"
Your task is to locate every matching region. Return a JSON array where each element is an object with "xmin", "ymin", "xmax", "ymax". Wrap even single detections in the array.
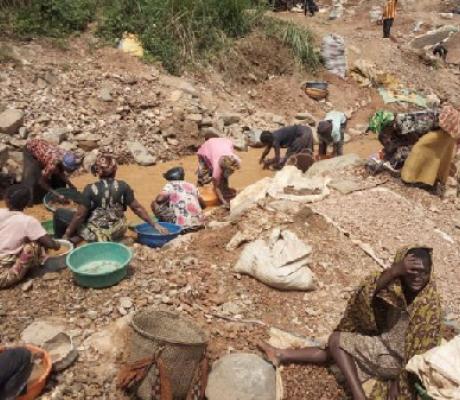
[
  {"xmin": 259, "ymin": 145, "xmax": 272, "ymax": 164},
  {"xmin": 38, "ymin": 234, "xmax": 60, "ymax": 250},
  {"xmin": 63, "ymin": 204, "xmax": 88, "ymax": 239},
  {"xmin": 130, "ymin": 199, "xmax": 168, "ymax": 234},
  {"xmin": 213, "ymin": 178, "xmax": 229, "ymax": 208}
]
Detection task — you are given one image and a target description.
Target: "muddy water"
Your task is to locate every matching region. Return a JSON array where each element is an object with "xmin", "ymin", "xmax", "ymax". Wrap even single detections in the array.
[{"xmin": 2, "ymin": 137, "xmax": 380, "ymax": 223}]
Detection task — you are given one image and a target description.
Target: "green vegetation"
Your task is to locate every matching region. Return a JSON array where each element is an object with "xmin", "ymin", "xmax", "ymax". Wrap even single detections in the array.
[
  {"xmin": 0, "ymin": 0, "xmax": 320, "ymax": 74},
  {"xmin": 261, "ymin": 17, "xmax": 320, "ymax": 71},
  {"xmin": 2, "ymin": 0, "xmax": 97, "ymax": 37},
  {"xmin": 97, "ymin": 0, "xmax": 264, "ymax": 75}
]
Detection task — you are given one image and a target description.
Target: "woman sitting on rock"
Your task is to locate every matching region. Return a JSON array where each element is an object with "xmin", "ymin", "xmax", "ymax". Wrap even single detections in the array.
[
  {"xmin": 152, "ymin": 166, "xmax": 205, "ymax": 232},
  {"xmin": 197, "ymin": 137, "xmax": 240, "ymax": 208},
  {"xmin": 0, "ymin": 184, "xmax": 60, "ymax": 289},
  {"xmin": 55, "ymin": 153, "xmax": 166, "ymax": 242},
  {"xmin": 259, "ymin": 246, "xmax": 442, "ymax": 400}
]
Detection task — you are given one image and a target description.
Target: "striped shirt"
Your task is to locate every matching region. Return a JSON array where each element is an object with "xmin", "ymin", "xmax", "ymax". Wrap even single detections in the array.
[{"xmin": 383, "ymin": 0, "xmax": 397, "ymax": 19}]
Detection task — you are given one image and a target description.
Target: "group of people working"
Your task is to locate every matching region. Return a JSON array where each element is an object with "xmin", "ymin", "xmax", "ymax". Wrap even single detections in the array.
[
  {"xmin": 367, "ymin": 104, "xmax": 460, "ymax": 194},
  {"xmin": 1, "ymin": 103, "xmax": 458, "ymax": 399}
]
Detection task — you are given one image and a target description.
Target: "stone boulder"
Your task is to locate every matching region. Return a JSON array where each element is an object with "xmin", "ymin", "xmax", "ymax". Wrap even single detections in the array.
[
  {"xmin": 306, "ymin": 154, "xmax": 363, "ymax": 178},
  {"xmin": 42, "ymin": 127, "xmax": 69, "ymax": 145},
  {"xmin": 206, "ymin": 353, "xmax": 276, "ymax": 400},
  {"xmin": 126, "ymin": 141, "xmax": 156, "ymax": 166},
  {"xmin": 0, "ymin": 109, "xmax": 24, "ymax": 135},
  {"xmin": 219, "ymin": 113, "xmax": 241, "ymax": 126},
  {"xmin": 410, "ymin": 25, "xmax": 459, "ymax": 49}
]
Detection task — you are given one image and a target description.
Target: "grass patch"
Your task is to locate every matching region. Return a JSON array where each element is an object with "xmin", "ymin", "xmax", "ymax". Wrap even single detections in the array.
[
  {"xmin": 2, "ymin": 0, "xmax": 97, "ymax": 37},
  {"xmin": 261, "ymin": 16, "xmax": 320, "ymax": 71},
  {"xmin": 97, "ymin": 0, "xmax": 265, "ymax": 75}
]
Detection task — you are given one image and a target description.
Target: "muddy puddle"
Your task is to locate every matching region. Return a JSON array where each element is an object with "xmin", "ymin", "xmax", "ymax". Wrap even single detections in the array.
[{"xmin": 1, "ymin": 136, "xmax": 379, "ymax": 223}]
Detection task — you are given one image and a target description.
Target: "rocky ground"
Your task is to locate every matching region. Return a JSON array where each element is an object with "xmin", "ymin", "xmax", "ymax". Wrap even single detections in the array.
[{"xmin": 1, "ymin": 0, "xmax": 460, "ymax": 399}]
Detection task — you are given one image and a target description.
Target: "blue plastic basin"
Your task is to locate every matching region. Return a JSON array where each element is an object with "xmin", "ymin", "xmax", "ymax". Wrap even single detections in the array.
[{"xmin": 135, "ymin": 222, "xmax": 182, "ymax": 248}]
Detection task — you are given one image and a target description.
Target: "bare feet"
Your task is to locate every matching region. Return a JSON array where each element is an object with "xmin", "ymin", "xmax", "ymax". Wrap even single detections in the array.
[{"xmin": 257, "ymin": 341, "xmax": 282, "ymax": 367}]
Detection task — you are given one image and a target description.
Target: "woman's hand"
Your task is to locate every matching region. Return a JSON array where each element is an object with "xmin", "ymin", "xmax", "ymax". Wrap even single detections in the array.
[
  {"xmin": 153, "ymin": 222, "xmax": 169, "ymax": 235},
  {"xmin": 391, "ymin": 254, "xmax": 424, "ymax": 277},
  {"xmin": 388, "ymin": 380, "xmax": 399, "ymax": 400}
]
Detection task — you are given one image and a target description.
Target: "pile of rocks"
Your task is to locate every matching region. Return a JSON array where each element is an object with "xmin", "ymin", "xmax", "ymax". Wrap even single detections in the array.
[{"xmin": 0, "ymin": 43, "xmax": 303, "ymax": 180}]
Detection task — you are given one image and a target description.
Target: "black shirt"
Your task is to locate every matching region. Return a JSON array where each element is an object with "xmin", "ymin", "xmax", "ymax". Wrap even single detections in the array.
[
  {"xmin": 82, "ymin": 178, "xmax": 135, "ymax": 212},
  {"xmin": 272, "ymin": 125, "xmax": 305, "ymax": 148}
]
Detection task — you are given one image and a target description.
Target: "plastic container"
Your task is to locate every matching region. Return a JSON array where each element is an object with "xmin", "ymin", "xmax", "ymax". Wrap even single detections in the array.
[
  {"xmin": 200, "ymin": 185, "xmax": 220, "ymax": 207},
  {"xmin": 0, "ymin": 345, "xmax": 53, "ymax": 400},
  {"xmin": 43, "ymin": 240, "xmax": 73, "ymax": 271},
  {"xmin": 135, "ymin": 222, "xmax": 182, "ymax": 248},
  {"xmin": 66, "ymin": 242, "xmax": 132, "ymax": 288},
  {"xmin": 41, "ymin": 220, "xmax": 54, "ymax": 236},
  {"xmin": 43, "ymin": 188, "xmax": 83, "ymax": 212}
]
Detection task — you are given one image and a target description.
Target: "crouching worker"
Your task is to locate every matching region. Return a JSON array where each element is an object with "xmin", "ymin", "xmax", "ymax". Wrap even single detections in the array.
[
  {"xmin": 0, "ymin": 347, "xmax": 34, "ymax": 399},
  {"xmin": 259, "ymin": 125, "xmax": 314, "ymax": 171},
  {"xmin": 152, "ymin": 167, "xmax": 205, "ymax": 232},
  {"xmin": 22, "ymin": 138, "xmax": 81, "ymax": 205},
  {"xmin": 197, "ymin": 138, "xmax": 241, "ymax": 208},
  {"xmin": 259, "ymin": 246, "xmax": 441, "ymax": 400},
  {"xmin": 54, "ymin": 153, "xmax": 167, "ymax": 242},
  {"xmin": 317, "ymin": 111, "xmax": 347, "ymax": 159},
  {"xmin": 0, "ymin": 185, "xmax": 60, "ymax": 289}
]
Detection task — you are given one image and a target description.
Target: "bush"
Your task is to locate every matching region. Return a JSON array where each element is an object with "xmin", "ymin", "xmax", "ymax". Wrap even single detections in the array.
[
  {"xmin": 5, "ymin": 0, "xmax": 97, "ymax": 37},
  {"xmin": 98, "ymin": 0, "xmax": 264, "ymax": 75}
]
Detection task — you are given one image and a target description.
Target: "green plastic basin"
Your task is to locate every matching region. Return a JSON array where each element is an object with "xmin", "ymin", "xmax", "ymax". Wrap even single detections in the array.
[
  {"xmin": 41, "ymin": 220, "xmax": 54, "ymax": 236},
  {"xmin": 66, "ymin": 242, "xmax": 132, "ymax": 288}
]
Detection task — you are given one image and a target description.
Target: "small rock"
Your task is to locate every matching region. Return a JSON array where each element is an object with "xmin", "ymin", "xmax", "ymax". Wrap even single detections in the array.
[
  {"xmin": 343, "ymin": 133, "xmax": 351, "ymax": 143},
  {"xmin": 169, "ymin": 90, "xmax": 183, "ymax": 102},
  {"xmin": 18, "ymin": 127, "xmax": 28, "ymax": 139},
  {"xmin": 43, "ymin": 272, "xmax": 60, "ymax": 281},
  {"xmin": 201, "ymin": 127, "xmax": 221, "ymax": 140},
  {"xmin": 0, "ymin": 109, "xmax": 24, "ymax": 135},
  {"xmin": 83, "ymin": 150, "xmax": 98, "ymax": 172},
  {"xmin": 167, "ymin": 138, "xmax": 179, "ymax": 146},
  {"xmin": 440, "ymin": 13, "xmax": 454, "ymax": 20},
  {"xmin": 294, "ymin": 112, "xmax": 316, "ymax": 125},
  {"xmin": 99, "ymin": 87, "xmax": 113, "ymax": 102},
  {"xmin": 186, "ymin": 113, "xmax": 203, "ymax": 123},
  {"xmin": 219, "ymin": 113, "xmax": 241, "ymax": 126},
  {"xmin": 87, "ymin": 310, "xmax": 98, "ymax": 320},
  {"xmin": 119, "ymin": 297, "xmax": 133, "ymax": 309},
  {"xmin": 126, "ymin": 141, "xmax": 156, "ymax": 166},
  {"xmin": 43, "ymin": 128, "xmax": 69, "ymax": 145},
  {"xmin": 272, "ymin": 115, "xmax": 285, "ymax": 126},
  {"xmin": 21, "ymin": 279, "xmax": 34, "ymax": 292}
]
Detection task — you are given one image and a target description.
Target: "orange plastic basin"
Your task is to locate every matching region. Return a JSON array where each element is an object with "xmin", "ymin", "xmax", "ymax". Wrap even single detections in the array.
[
  {"xmin": 200, "ymin": 185, "xmax": 220, "ymax": 207},
  {"xmin": 0, "ymin": 344, "xmax": 53, "ymax": 400}
]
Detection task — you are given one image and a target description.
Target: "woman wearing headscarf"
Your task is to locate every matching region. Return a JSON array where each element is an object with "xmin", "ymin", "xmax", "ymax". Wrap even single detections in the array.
[
  {"xmin": 22, "ymin": 138, "xmax": 81, "ymax": 204},
  {"xmin": 152, "ymin": 166, "xmax": 205, "ymax": 232},
  {"xmin": 259, "ymin": 246, "xmax": 442, "ymax": 400},
  {"xmin": 400, "ymin": 104, "xmax": 458, "ymax": 193},
  {"xmin": 197, "ymin": 138, "xmax": 241, "ymax": 208},
  {"xmin": 54, "ymin": 153, "xmax": 166, "ymax": 242},
  {"xmin": 366, "ymin": 109, "xmax": 454, "ymax": 192}
]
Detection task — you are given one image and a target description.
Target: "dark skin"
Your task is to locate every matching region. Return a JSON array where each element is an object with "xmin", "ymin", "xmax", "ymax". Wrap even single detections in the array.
[
  {"xmin": 258, "ymin": 253, "xmax": 430, "ymax": 400},
  {"xmin": 63, "ymin": 171, "xmax": 168, "ymax": 240},
  {"xmin": 259, "ymin": 137, "xmax": 284, "ymax": 170},
  {"xmin": 40, "ymin": 164, "xmax": 78, "ymax": 203},
  {"xmin": 6, "ymin": 199, "xmax": 60, "ymax": 251}
]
